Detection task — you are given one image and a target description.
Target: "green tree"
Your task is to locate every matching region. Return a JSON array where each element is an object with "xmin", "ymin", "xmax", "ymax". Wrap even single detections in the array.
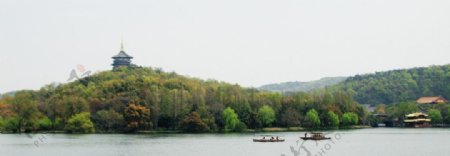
[
  {"xmin": 2, "ymin": 117, "xmax": 20, "ymax": 132},
  {"xmin": 179, "ymin": 112, "xmax": 209, "ymax": 132},
  {"xmin": 63, "ymin": 96, "xmax": 89, "ymax": 118},
  {"xmin": 44, "ymin": 94, "xmax": 66, "ymax": 129},
  {"xmin": 37, "ymin": 117, "xmax": 52, "ymax": 131},
  {"xmin": 428, "ymin": 109, "xmax": 443, "ymax": 125},
  {"xmin": 10, "ymin": 91, "xmax": 40, "ymax": 132},
  {"xmin": 342, "ymin": 112, "xmax": 358, "ymax": 126},
  {"xmin": 222, "ymin": 107, "xmax": 241, "ymax": 131},
  {"xmin": 442, "ymin": 106, "xmax": 450, "ymax": 124},
  {"xmin": 280, "ymin": 108, "xmax": 301, "ymax": 127},
  {"xmin": 0, "ymin": 117, "xmax": 3, "ymax": 131},
  {"xmin": 385, "ymin": 102, "xmax": 419, "ymax": 121},
  {"xmin": 94, "ymin": 109, "xmax": 125, "ymax": 132},
  {"xmin": 326, "ymin": 111, "xmax": 339, "ymax": 128},
  {"xmin": 258, "ymin": 105, "xmax": 276, "ymax": 127},
  {"xmin": 65, "ymin": 112, "xmax": 95, "ymax": 133},
  {"xmin": 304, "ymin": 109, "xmax": 320, "ymax": 129}
]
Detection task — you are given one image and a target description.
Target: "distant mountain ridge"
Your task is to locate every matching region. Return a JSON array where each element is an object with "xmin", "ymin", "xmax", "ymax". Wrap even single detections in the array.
[{"xmin": 258, "ymin": 77, "xmax": 347, "ymax": 92}]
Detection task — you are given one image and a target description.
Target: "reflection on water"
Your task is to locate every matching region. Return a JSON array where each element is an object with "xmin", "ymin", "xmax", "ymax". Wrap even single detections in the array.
[{"xmin": 1, "ymin": 128, "xmax": 450, "ymax": 156}]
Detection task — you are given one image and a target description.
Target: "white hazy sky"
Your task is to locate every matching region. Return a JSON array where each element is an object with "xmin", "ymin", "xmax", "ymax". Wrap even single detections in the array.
[{"xmin": 1, "ymin": 0, "xmax": 450, "ymax": 93}]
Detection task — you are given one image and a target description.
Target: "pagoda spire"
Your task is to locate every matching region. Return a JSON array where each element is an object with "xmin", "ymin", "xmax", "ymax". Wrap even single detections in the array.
[{"xmin": 120, "ymin": 39, "xmax": 124, "ymax": 52}]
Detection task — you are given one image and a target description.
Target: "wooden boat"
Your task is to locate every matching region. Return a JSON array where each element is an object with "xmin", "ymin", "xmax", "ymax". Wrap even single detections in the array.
[
  {"xmin": 300, "ymin": 132, "xmax": 330, "ymax": 140},
  {"xmin": 253, "ymin": 139, "xmax": 284, "ymax": 142},
  {"xmin": 253, "ymin": 135, "xmax": 285, "ymax": 142},
  {"xmin": 253, "ymin": 138, "xmax": 285, "ymax": 142}
]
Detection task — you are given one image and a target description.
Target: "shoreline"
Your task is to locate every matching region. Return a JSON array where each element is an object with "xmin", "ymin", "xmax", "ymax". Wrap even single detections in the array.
[{"xmin": 0, "ymin": 125, "xmax": 373, "ymax": 134}]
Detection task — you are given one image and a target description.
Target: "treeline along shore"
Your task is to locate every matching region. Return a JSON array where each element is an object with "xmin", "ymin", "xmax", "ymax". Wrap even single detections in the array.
[{"xmin": 0, "ymin": 67, "xmax": 364, "ymax": 133}]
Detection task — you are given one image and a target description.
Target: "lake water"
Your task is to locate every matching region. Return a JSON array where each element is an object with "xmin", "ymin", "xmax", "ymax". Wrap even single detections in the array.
[{"xmin": 1, "ymin": 128, "xmax": 450, "ymax": 156}]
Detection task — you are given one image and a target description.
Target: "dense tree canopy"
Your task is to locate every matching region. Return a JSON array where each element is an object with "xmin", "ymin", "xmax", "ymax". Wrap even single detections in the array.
[
  {"xmin": 385, "ymin": 102, "xmax": 420, "ymax": 122},
  {"xmin": 0, "ymin": 67, "xmax": 365, "ymax": 133},
  {"xmin": 332, "ymin": 64, "xmax": 450, "ymax": 104}
]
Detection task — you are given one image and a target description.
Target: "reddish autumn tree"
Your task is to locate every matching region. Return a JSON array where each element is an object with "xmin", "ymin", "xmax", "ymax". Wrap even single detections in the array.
[
  {"xmin": 123, "ymin": 103, "xmax": 150, "ymax": 132},
  {"xmin": 180, "ymin": 112, "xmax": 209, "ymax": 132}
]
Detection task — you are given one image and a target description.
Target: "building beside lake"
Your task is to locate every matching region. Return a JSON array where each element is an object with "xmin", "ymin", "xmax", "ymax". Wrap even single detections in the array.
[
  {"xmin": 112, "ymin": 41, "xmax": 133, "ymax": 69},
  {"xmin": 404, "ymin": 112, "xmax": 431, "ymax": 128},
  {"xmin": 416, "ymin": 96, "xmax": 448, "ymax": 104}
]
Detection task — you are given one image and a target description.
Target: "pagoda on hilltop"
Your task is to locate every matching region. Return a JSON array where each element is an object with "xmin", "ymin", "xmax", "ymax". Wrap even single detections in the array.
[{"xmin": 112, "ymin": 41, "xmax": 133, "ymax": 69}]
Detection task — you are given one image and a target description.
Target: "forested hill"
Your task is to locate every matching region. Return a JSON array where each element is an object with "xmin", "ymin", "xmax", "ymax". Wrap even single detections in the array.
[
  {"xmin": 259, "ymin": 77, "xmax": 347, "ymax": 92},
  {"xmin": 330, "ymin": 64, "xmax": 450, "ymax": 105},
  {"xmin": 0, "ymin": 67, "xmax": 364, "ymax": 133}
]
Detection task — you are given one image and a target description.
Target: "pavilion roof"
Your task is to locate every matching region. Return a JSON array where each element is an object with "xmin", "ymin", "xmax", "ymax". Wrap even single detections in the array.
[
  {"xmin": 112, "ymin": 51, "xmax": 133, "ymax": 58},
  {"xmin": 416, "ymin": 96, "xmax": 447, "ymax": 104}
]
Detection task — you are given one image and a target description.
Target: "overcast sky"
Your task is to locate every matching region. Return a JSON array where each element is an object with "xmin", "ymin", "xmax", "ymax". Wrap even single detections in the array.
[{"xmin": 1, "ymin": 0, "xmax": 450, "ymax": 93}]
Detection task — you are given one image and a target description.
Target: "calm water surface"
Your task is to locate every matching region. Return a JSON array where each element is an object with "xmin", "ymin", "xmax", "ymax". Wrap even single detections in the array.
[{"xmin": 1, "ymin": 128, "xmax": 450, "ymax": 156}]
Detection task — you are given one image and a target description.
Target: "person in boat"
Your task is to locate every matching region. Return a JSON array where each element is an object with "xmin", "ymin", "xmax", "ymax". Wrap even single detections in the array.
[
  {"xmin": 262, "ymin": 137, "xmax": 265, "ymax": 140},
  {"xmin": 276, "ymin": 136, "xmax": 279, "ymax": 140},
  {"xmin": 304, "ymin": 133, "xmax": 307, "ymax": 138},
  {"xmin": 271, "ymin": 137, "xmax": 274, "ymax": 140}
]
